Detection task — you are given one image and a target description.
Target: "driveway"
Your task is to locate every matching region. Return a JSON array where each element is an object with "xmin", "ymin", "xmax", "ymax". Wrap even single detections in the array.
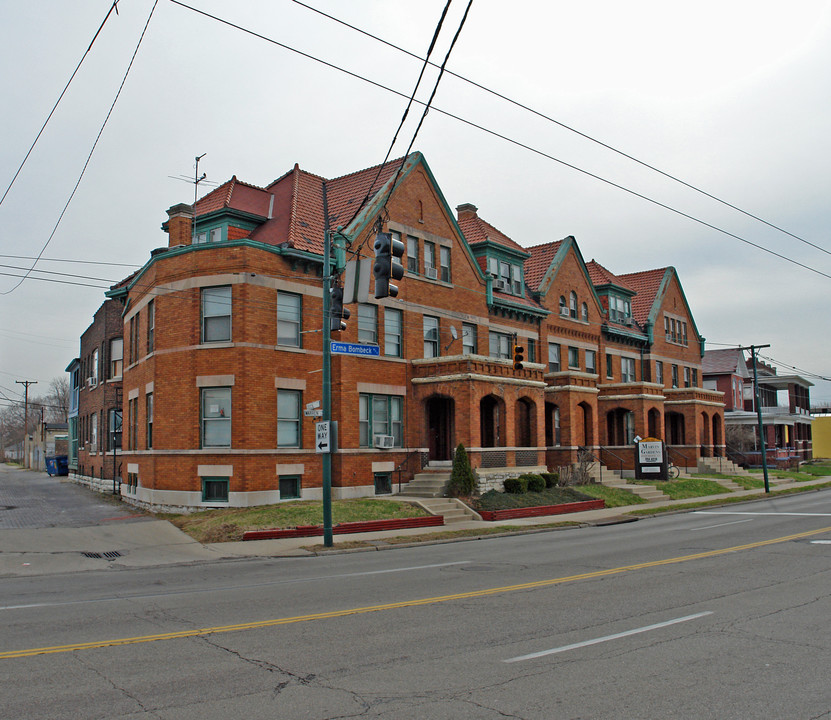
[{"xmin": 0, "ymin": 464, "xmax": 149, "ymax": 529}]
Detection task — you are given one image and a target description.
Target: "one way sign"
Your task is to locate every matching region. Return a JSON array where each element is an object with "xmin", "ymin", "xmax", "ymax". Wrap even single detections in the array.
[{"xmin": 315, "ymin": 421, "xmax": 337, "ymax": 454}]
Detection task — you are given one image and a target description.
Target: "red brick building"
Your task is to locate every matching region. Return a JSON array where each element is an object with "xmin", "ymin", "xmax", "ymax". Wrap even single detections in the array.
[
  {"xmin": 110, "ymin": 153, "xmax": 722, "ymax": 510},
  {"xmin": 75, "ymin": 298, "xmax": 124, "ymax": 492}
]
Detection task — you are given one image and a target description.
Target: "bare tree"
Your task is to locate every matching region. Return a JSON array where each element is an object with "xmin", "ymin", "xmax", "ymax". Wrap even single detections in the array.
[{"xmin": 46, "ymin": 377, "xmax": 70, "ymax": 422}]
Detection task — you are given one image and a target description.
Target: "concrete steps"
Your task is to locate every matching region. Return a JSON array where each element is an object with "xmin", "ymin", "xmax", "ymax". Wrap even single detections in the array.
[
  {"xmin": 398, "ymin": 496, "xmax": 481, "ymax": 523},
  {"xmin": 403, "ymin": 471, "xmax": 450, "ymax": 498},
  {"xmin": 586, "ymin": 461, "xmax": 670, "ymax": 501}
]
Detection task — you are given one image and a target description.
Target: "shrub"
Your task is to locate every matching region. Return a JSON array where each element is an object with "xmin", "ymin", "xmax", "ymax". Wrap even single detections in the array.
[
  {"xmin": 446, "ymin": 443, "xmax": 477, "ymax": 497},
  {"xmin": 521, "ymin": 474, "xmax": 546, "ymax": 492},
  {"xmin": 503, "ymin": 476, "xmax": 528, "ymax": 494},
  {"xmin": 541, "ymin": 472, "xmax": 559, "ymax": 488}
]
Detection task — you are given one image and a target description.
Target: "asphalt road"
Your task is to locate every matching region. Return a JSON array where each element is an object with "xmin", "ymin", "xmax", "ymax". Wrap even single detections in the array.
[{"xmin": 2, "ymin": 489, "xmax": 831, "ymax": 719}]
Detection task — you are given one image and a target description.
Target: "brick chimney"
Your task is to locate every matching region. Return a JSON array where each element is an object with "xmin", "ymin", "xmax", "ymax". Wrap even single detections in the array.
[
  {"xmin": 456, "ymin": 203, "xmax": 478, "ymax": 222},
  {"xmin": 163, "ymin": 203, "xmax": 193, "ymax": 247}
]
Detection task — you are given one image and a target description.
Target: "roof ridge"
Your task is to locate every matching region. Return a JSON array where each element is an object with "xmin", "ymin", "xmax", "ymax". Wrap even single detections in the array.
[
  {"xmin": 287, "ymin": 164, "xmax": 301, "ymax": 247},
  {"xmin": 328, "ymin": 153, "xmax": 411, "ymax": 183}
]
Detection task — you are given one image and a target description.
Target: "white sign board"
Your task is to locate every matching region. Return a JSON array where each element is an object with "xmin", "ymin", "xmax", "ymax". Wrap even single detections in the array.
[
  {"xmin": 638, "ymin": 441, "xmax": 663, "ymax": 465},
  {"xmin": 315, "ymin": 421, "xmax": 331, "ymax": 453},
  {"xmin": 304, "ymin": 408, "xmax": 323, "ymax": 417}
]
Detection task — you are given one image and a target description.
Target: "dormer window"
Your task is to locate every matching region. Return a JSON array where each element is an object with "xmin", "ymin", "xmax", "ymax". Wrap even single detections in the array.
[
  {"xmin": 608, "ymin": 295, "xmax": 631, "ymax": 323},
  {"xmin": 194, "ymin": 226, "xmax": 223, "ymax": 244}
]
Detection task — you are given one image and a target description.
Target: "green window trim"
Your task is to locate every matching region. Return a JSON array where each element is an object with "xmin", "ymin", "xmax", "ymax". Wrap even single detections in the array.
[{"xmin": 202, "ymin": 477, "xmax": 229, "ymax": 502}]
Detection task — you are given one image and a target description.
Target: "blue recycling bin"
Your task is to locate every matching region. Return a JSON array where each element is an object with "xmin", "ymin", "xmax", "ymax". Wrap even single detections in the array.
[{"xmin": 45, "ymin": 455, "xmax": 69, "ymax": 477}]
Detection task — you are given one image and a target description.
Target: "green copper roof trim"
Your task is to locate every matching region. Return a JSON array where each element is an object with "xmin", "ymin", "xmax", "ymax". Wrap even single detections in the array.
[
  {"xmin": 109, "ymin": 239, "xmax": 314, "ymax": 296},
  {"xmin": 342, "ymin": 152, "xmax": 486, "ymax": 288},
  {"xmin": 535, "ymin": 236, "xmax": 605, "ymax": 314},
  {"xmin": 644, "ymin": 267, "xmax": 703, "ymax": 351}
]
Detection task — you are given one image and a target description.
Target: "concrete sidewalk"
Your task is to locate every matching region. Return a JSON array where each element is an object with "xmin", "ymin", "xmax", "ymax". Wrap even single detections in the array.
[{"xmin": 2, "ymin": 474, "xmax": 828, "ymax": 578}]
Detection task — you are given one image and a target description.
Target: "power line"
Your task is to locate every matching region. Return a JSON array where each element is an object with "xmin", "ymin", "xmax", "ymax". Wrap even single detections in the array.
[
  {"xmin": 167, "ymin": 0, "xmax": 831, "ymax": 282},
  {"xmin": 0, "ymin": 0, "xmax": 160, "ymax": 297},
  {"xmin": 342, "ymin": 0, "xmax": 453, "ymax": 231},
  {"xmin": 0, "ymin": 254, "xmax": 141, "ymax": 268},
  {"xmin": 0, "ymin": 1, "xmax": 121, "ymax": 208},
  {"xmin": 292, "ymin": 0, "xmax": 829, "ymax": 259}
]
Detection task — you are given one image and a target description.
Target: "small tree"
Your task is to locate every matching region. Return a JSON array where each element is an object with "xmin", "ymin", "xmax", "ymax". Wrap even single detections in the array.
[{"xmin": 446, "ymin": 443, "xmax": 476, "ymax": 497}]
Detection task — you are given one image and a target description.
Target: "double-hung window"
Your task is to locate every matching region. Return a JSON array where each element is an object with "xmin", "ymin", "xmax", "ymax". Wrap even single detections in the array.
[
  {"xmin": 277, "ymin": 390, "xmax": 301, "ymax": 447},
  {"xmin": 462, "ymin": 323, "xmax": 477, "ymax": 355},
  {"xmin": 671, "ymin": 364, "xmax": 679, "ymax": 388},
  {"xmin": 423, "ymin": 316, "xmax": 439, "ymax": 358},
  {"xmin": 110, "ymin": 338, "xmax": 123, "ymax": 379},
  {"xmin": 548, "ymin": 343, "xmax": 561, "ymax": 372},
  {"xmin": 606, "ymin": 353, "xmax": 614, "ymax": 379},
  {"xmin": 568, "ymin": 346, "xmax": 580, "ymax": 369},
  {"xmin": 145, "ymin": 393, "xmax": 153, "ymax": 449},
  {"xmin": 655, "ymin": 360, "xmax": 664, "ymax": 385},
  {"xmin": 202, "ymin": 286, "xmax": 231, "ymax": 343},
  {"xmin": 511, "ymin": 264, "xmax": 522, "ymax": 295},
  {"xmin": 489, "ymin": 331, "xmax": 511, "ymax": 360},
  {"xmin": 277, "ymin": 292, "xmax": 302, "ymax": 347},
  {"xmin": 358, "ymin": 304, "xmax": 377, "ymax": 345},
  {"xmin": 359, "ymin": 394, "xmax": 403, "ymax": 447},
  {"xmin": 439, "ymin": 246, "xmax": 451, "ymax": 283},
  {"xmin": 201, "ymin": 387, "xmax": 231, "ymax": 447},
  {"xmin": 406, "ymin": 234, "xmax": 419, "ymax": 274},
  {"xmin": 90, "ymin": 412, "xmax": 98, "ymax": 453},
  {"xmin": 108, "ymin": 408, "xmax": 122, "ymax": 450},
  {"xmin": 384, "ymin": 308, "xmax": 402, "ymax": 357},
  {"xmin": 146, "ymin": 300, "xmax": 155, "ymax": 353},
  {"xmin": 621, "ymin": 357, "xmax": 636, "ymax": 383},
  {"xmin": 684, "ymin": 366, "xmax": 691, "ymax": 388},
  {"xmin": 91, "ymin": 348, "xmax": 99, "ymax": 386},
  {"xmin": 569, "ymin": 292, "xmax": 578, "ymax": 319},
  {"xmin": 424, "ymin": 241, "xmax": 436, "ymax": 277},
  {"xmin": 128, "ymin": 397, "xmax": 138, "ymax": 450},
  {"xmin": 691, "ymin": 368, "xmax": 698, "ymax": 387},
  {"xmin": 585, "ymin": 349, "xmax": 597, "ymax": 374}
]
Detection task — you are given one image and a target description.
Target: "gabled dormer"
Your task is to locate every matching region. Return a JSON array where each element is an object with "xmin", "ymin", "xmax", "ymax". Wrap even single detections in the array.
[
  {"xmin": 456, "ymin": 203, "xmax": 530, "ymax": 299},
  {"xmin": 586, "ymin": 260, "xmax": 636, "ymax": 327}
]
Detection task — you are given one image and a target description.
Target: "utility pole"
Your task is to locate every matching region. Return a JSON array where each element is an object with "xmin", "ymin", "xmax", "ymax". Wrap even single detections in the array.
[
  {"xmin": 16, "ymin": 380, "xmax": 37, "ymax": 464},
  {"xmin": 321, "ymin": 182, "xmax": 334, "ymax": 547},
  {"xmin": 735, "ymin": 345, "xmax": 771, "ymax": 493}
]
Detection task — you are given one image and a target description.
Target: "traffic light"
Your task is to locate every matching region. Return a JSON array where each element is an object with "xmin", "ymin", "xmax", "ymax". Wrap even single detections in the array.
[
  {"xmin": 512, "ymin": 343, "xmax": 524, "ymax": 370},
  {"xmin": 330, "ymin": 285, "xmax": 350, "ymax": 332},
  {"xmin": 373, "ymin": 232, "xmax": 405, "ymax": 299}
]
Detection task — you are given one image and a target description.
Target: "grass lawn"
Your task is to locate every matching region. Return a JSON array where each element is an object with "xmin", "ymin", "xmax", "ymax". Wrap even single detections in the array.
[
  {"xmin": 694, "ymin": 472, "xmax": 765, "ymax": 490},
  {"xmin": 473, "ymin": 486, "xmax": 596, "ymax": 511},
  {"xmin": 634, "ymin": 477, "xmax": 728, "ymax": 499},
  {"xmin": 160, "ymin": 498, "xmax": 428, "ymax": 543},
  {"xmin": 572, "ymin": 483, "xmax": 647, "ymax": 507}
]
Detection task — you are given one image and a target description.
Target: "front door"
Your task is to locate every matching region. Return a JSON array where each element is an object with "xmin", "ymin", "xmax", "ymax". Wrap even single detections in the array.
[{"xmin": 427, "ymin": 396, "xmax": 453, "ymax": 461}]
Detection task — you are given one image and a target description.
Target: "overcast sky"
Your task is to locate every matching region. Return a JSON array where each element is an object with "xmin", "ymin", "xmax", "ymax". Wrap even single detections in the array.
[{"xmin": 1, "ymin": 0, "xmax": 829, "ymax": 407}]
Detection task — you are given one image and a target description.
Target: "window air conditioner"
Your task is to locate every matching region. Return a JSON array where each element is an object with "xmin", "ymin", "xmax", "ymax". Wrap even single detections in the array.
[
  {"xmin": 560, "ymin": 306, "xmax": 569, "ymax": 316},
  {"xmin": 374, "ymin": 434, "xmax": 395, "ymax": 449},
  {"xmin": 624, "ymin": 318, "xmax": 634, "ymax": 327},
  {"xmin": 425, "ymin": 266, "xmax": 438, "ymax": 280},
  {"xmin": 495, "ymin": 279, "xmax": 509, "ymax": 292},
  {"xmin": 87, "ymin": 377, "xmax": 95, "ymax": 387}
]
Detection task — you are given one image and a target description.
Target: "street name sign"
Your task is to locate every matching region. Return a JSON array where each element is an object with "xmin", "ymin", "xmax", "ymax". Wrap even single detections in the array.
[{"xmin": 330, "ymin": 341, "xmax": 380, "ymax": 357}]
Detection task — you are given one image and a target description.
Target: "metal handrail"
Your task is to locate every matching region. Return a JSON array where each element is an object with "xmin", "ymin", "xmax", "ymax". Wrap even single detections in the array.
[
  {"xmin": 598, "ymin": 445, "xmax": 625, "ymax": 478},
  {"xmin": 394, "ymin": 448, "xmax": 424, "ymax": 494}
]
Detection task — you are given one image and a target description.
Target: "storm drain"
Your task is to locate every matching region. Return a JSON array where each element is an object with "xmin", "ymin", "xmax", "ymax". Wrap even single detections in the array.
[{"xmin": 82, "ymin": 551, "xmax": 123, "ymax": 560}]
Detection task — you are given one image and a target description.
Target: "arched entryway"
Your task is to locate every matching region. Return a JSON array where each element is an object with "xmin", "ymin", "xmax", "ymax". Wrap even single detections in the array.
[
  {"xmin": 426, "ymin": 395, "xmax": 454, "ymax": 461},
  {"xmin": 480, "ymin": 394, "xmax": 505, "ymax": 448},
  {"xmin": 700, "ymin": 411, "xmax": 711, "ymax": 457},
  {"xmin": 607, "ymin": 408, "xmax": 634, "ymax": 446},
  {"xmin": 577, "ymin": 401, "xmax": 593, "ymax": 446},
  {"xmin": 666, "ymin": 411, "xmax": 686, "ymax": 445},
  {"xmin": 515, "ymin": 397, "xmax": 536, "ymax": 447},
  {"xmin": 545, "ymin": 403, "xmax": 561, "ymax": 447},
  {"xmin": 647, "ymin": 408, "xmax": 661, "ymax": 439},
  {"xmin": 712, "ymin": 414, "xmax": 722, "ymax": 456}
]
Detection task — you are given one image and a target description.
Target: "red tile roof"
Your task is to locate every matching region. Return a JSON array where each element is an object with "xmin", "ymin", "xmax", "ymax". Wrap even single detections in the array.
[
  {"xmin": 194, "ymin": 176, "xmax": 272, "ymax": 217},
  {"xmin": 617, "ymin": 267, "xmax": 668, "ymax": 324},
  {"xmin": 524, "ymin": 240, "xmax": 564, "ymax": 292},
  {"xmin": 586, "ymin": 260, "xmax": 634, "ymax": 292},
  {"xmin": 457, "ymin": 214, "xmax": 526, "ymax": 254}
]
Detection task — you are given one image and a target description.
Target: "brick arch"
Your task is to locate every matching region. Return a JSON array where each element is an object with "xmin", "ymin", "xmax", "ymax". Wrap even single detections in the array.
[
  {"xmin": 515, "ymin": 396, "xmax": 537, "ymax": 447},
  {"xmin": 479, "ymin": 394, "xmax": 505, "ymax": 448}
]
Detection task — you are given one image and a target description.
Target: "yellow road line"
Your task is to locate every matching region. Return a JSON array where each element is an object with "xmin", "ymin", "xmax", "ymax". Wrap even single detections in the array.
[{"xmin": 3, "ymin": 524, "xmax": 829, "ymax": 660}]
